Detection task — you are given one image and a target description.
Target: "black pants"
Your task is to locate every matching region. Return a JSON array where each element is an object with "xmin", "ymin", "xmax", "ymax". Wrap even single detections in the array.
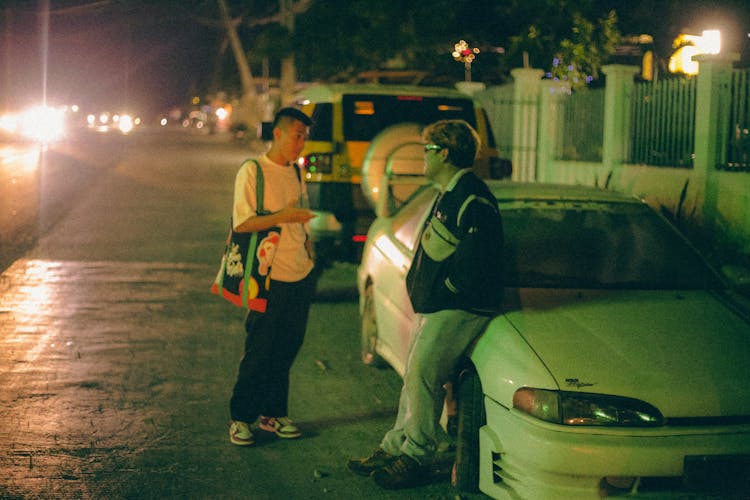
[{"xmin": 230, "ymin": 271, "xmax": 315, "ymax": 422}]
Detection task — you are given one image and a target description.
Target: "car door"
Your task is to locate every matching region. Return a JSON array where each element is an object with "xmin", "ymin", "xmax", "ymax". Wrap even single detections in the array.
[{"xmin": 371, "ymin": 185, "xmax": 438, "ymax": 374}]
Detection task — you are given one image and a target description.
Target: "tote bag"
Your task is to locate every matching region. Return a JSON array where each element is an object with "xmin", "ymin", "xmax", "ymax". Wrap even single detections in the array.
[{"xmin": 211, "ymin": 160, "xmax": 280, "ymax": 312}]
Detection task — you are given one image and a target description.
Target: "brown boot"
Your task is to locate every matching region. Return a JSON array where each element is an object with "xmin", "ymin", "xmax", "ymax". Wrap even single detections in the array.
[
  {"xmin": 371, "ymin": 455, "xmax": 432, "ymax": 489},
  {"xmin": 347, "ymin": 448, "xmax": 397, "ymax": 476}
]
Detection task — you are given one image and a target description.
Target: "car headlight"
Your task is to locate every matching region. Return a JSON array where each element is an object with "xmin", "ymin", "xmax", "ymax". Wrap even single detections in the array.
[{"xmin": 513, "ymin": 388, "xmax": 664, "ymax": 427}]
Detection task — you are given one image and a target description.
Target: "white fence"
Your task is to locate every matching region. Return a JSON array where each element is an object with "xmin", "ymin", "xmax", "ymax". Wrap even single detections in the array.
[{"xmin": 474, "ymin": 58, "xmax": 750, "ymax": 254}]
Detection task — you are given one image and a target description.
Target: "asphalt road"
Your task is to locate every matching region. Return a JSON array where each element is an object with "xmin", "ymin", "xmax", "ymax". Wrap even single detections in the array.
[{"xmin": 0, "ymin": 129, "xmax": 483, "ymax": 499}]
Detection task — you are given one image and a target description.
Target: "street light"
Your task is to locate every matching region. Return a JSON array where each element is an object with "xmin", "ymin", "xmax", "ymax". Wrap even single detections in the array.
[
  {"xmin": 452, "ymin": 40, "xmax": 480, "ymax": 82},
  {"xmin": 669, "ymin": 29, "xmax": 721, "ymax": 75}
]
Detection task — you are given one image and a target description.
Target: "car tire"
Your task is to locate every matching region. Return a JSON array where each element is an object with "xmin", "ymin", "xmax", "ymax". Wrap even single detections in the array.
[
  {"xmin": 454, "ymin": 365, "xmax": 484, "ymax": 493},
  {"xmin": 360, "ymin": 282, "xmax": 386, "ymax": 367}
]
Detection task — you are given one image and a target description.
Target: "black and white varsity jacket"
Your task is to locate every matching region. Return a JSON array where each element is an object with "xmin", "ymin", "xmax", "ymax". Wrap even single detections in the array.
[{"xmin": 406, "ymin": 169, "xmax": 504, "ymax": 315}]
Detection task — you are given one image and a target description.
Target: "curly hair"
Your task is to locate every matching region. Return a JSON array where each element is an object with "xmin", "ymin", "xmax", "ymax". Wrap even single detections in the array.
[{"xmin": 422, "ymin": 119, "xmax": 481, "ymax": 168}]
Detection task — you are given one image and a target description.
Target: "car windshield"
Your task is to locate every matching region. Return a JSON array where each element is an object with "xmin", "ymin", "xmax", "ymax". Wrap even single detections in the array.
[
  {"xmin": 342, "ymin": 94, "xmax": 476, "ymax": 141},
  {"xmin": 500, "ymin": 201, "xmax": 723, "ymax": 290}
]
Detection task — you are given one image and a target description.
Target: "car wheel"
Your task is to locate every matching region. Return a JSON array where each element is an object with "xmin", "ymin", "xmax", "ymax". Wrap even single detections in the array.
[
  {"xmin": 360, "ymin": 282, "xmax": 385, "ymax": 367},
  {"xmin": 454, "ymin": 366, "xmax": 485, "ymax": 493}
]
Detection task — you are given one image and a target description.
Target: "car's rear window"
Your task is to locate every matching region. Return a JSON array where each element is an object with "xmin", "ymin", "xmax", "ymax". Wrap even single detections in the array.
[
  {"xmin": 309, "ymin": 103, "xmax": 333, "ymax": 141},
  {"xmin": 499, "ymin": 201, "xmax": 722, "ymax": 290},
  {"xmin": 342, "ymin": 94, "xmax": 476, "ymax": 141}
]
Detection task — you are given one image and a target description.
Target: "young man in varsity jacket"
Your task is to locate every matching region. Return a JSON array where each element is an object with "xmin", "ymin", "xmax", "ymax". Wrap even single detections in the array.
[{"xmin": 349, "ymin": 119, "xmax": 505, "ymax": 489}]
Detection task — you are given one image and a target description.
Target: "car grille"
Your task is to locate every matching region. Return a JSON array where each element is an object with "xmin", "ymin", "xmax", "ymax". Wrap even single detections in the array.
[{"xmin": 489, "ymin": 449, "xmax": 750, "ymax": 496}]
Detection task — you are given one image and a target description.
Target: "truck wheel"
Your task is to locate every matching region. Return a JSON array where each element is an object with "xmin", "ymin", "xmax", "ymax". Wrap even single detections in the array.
[{"xmin": 361, "ymin": 123, "xmax": 424, "ymax": 209}]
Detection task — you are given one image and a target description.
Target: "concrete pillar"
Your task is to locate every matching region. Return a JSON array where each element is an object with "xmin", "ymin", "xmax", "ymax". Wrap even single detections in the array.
[
  {"xmin": 601, "ymin": 65, "xmax": 639, "ymax": 182},
  {"xmin": 693, "ymin": 54, "xmax": 739, "ymax": 224},
  {"xmin": 536, "ymin": 80, "xmax": 571, "ymax": 182},
  {"xmin": 510, "ymin": 68, "xmax": 544, "ymax": 181}
]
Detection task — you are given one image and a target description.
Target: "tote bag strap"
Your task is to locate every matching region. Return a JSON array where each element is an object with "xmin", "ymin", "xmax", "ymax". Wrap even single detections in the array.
[
  {"xmin": 249, "ymin": 159, "xmax": 269, "ymax": 215},
  {"xmin": 249, "ymin": 158, "xmax": 304, "ymax": 214}
]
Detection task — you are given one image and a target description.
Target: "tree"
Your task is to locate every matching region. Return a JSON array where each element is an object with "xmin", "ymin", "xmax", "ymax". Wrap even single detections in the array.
[
  {"xmin": 536, "ymin": 10, "xmax": 620, "ymax": 87},
  {"xmin": 291, "ymin": 0, "xmax": 423, "ymax": 81},
  {"xmin": 285, "ymin": 0, "xmax": 621, "ymax": 87},
  {"xmin": 200, "ymin": 0, "xmax": 311, "ymax": 125},
  {"xmin": 217, "ymin": 0, "xmax": 258, "ymax": 126},
  {"xmin": 501, "ymin": 0, "xmax": 621, "ymax": 87},
  {"xmin": 211, "ymin": 0, "xmax": 624, "ymax": 100}
]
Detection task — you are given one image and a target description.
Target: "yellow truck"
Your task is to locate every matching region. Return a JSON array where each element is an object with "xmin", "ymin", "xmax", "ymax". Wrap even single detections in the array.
[{"xmin": 288, "ymin": 83, "xmax": 510, "ymax": 263}]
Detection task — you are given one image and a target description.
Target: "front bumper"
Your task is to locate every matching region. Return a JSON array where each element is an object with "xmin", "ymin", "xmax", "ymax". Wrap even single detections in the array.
[{"xmin": 478, "ymin": 397, "xmax": 750, "ymax": 499}]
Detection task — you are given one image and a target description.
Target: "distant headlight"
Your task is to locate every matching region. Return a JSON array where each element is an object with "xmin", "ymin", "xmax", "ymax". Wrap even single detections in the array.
[
  {"xmin": 215, "ymin": 107, "xmax": 229, "ymax": 121},
  {"xmin": 118, "ymin": 114, "xmax": 134, "ymax": 134},
  {"xmin": 513, "ymin": 388, "xmax": 664, "ymax": 427},
  {"xmin": 19, "ymin": 105, "xmax": 65, "ymax": 143}
]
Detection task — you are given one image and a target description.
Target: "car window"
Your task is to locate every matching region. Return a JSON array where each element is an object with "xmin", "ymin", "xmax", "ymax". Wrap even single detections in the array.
[
  {"xmin": 309, "ymin": 103, "xmax": 333, "ymax": 141},
  {"xmin": 392, "ymin": 185, "xmax": 439, "ymax": 252},
  {"xmin": 342, "ymin": 94, "xmax": 476, "ymax": 141},
  {"xmin": 501, "ymin": 202, "xmax": 723, "ymax": 290}
]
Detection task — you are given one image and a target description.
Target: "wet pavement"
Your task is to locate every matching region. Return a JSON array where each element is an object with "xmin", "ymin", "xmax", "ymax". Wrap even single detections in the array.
[
  {"xmin": 0, "ymin": 259, "xmax": 390, "ymax": 499},
  {"xmin": 0, "ymin": 259, "xmax": 396, "ymax": 499},
  {"xmin": 0, "ymin": 131, "xmax": 479, "ymax": 499}
]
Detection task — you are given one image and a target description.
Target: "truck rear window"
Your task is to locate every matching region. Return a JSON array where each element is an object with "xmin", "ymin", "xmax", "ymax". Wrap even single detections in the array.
[
  {"xmin": 342, "ymin": 94, "xmax": 476, "ymax": 141},
  {"xmin": 309, "ymin": 103, "xmax": 333, "ymax": 141}
]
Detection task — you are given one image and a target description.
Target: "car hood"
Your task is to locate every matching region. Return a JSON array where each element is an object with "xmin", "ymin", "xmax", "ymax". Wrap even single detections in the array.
[{"xmin": 503, "ymin": 288, "xmax": 750, "ymax": 418}]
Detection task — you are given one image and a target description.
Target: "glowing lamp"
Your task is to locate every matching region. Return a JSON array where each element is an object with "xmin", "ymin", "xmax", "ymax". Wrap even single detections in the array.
[{"xmin": 669, "ymin": 29, "xmax": 721, "ymax": 75}]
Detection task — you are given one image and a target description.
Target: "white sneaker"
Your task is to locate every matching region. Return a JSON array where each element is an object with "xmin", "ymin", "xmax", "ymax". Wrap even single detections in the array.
[
  {"xmin": 229, "ymin": 420, "xmax": 254, "ymax": 446},
  {"xmin": 258, "ymin": 416, "xmax": 302, "ymax": 439}
]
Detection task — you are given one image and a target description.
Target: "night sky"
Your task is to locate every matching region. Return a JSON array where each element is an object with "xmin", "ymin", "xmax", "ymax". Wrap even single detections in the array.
[
  {"xmin": 1, "ymin": 1, "xmax": 748, "ymax": 119},
  {"xmin": 1, "ymin": 1, "xmax": 220, "ymax": 118}
]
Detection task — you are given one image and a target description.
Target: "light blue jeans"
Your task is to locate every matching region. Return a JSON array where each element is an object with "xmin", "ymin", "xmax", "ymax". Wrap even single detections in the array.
[{"xmin": 380, "ymin": 309, "xmax": 492, "ymax": 465}]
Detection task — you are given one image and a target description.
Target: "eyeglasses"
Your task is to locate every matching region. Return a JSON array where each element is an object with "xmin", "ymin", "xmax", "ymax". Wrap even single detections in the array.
[{"xmin": 424, "ymin": 144, "xmax": 443, "ymax": 153}]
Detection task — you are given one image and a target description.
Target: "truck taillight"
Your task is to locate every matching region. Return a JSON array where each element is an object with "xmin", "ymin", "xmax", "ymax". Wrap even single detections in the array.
[{"xmin": 298, "ymin": 153, "xmax": 333, "ymax": 174}]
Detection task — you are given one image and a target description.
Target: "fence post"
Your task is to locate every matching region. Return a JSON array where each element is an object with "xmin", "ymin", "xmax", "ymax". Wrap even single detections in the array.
[
  {"xmin": 693, "ymin": 54, "xmax": 739, "ymax": 225},
  {"xmin": 537, "ymin": 80, "xmax": 571, "ymax": 182},
  {"xmin": 601, "ymin": 64, "xmax": 639, "ymax": 183},
  {"xmin": 510, "ymin": 68, "xmax": 544, "ymax": 181}
]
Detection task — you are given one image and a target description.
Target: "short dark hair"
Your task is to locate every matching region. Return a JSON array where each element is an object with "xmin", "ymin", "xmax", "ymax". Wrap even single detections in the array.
[
  {"xmin": 422, "ymin": 119, "xmax": 480, "ymax": 168},
  {"xmin": 272, "ymin": 107, "xmax": 313, "ymax": 129}
]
